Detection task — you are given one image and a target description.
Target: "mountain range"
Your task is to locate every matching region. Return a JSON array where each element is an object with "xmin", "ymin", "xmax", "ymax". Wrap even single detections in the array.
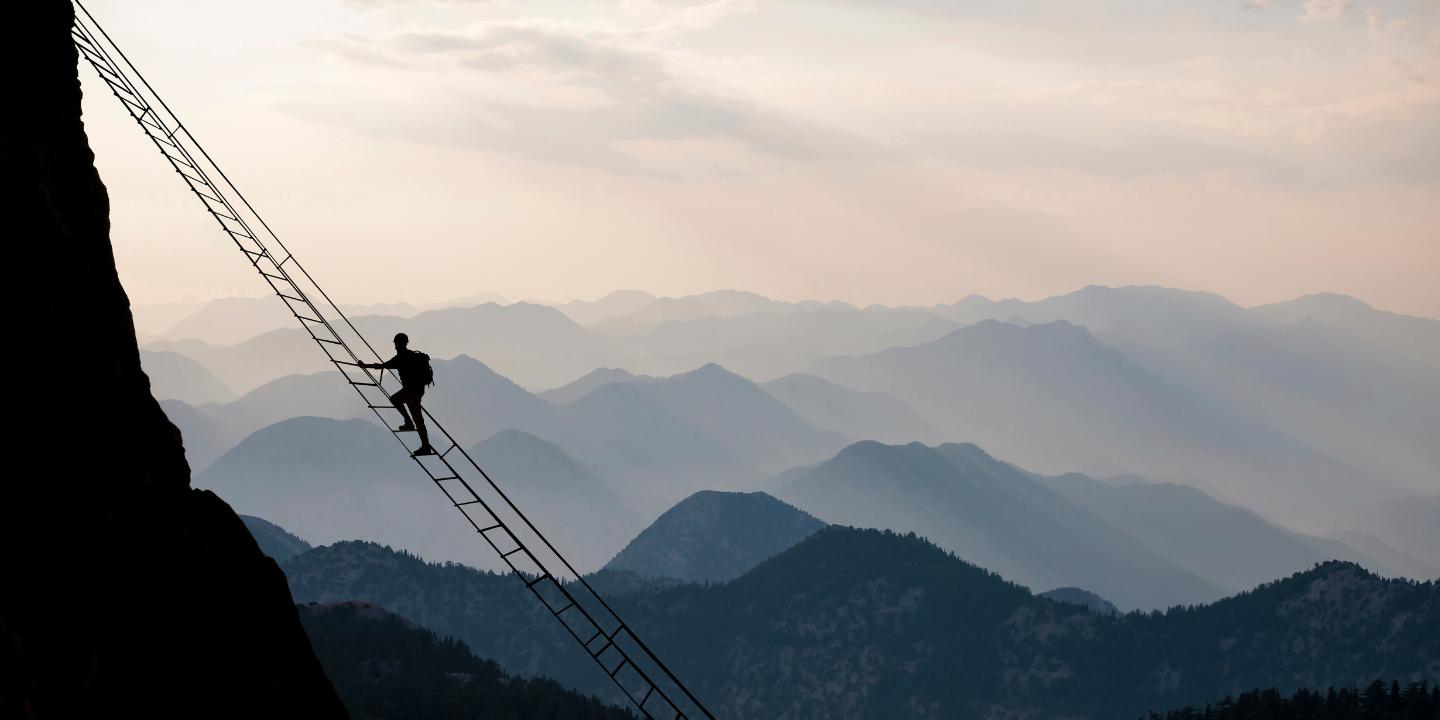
[
  {"xmin": 775, "ymin": 440, "xmax": 1423, "ymax": 608},
  {"xmin": 149, "ymin": 285, "xmax": 1439, "ymax": 557},
  {"xmin": 298, "ymin": 600, "xmax": 633, "ymax": 719},
  {"xmin": 281, "ymin": 526, "xmax": 1439, "ymax": 719}
]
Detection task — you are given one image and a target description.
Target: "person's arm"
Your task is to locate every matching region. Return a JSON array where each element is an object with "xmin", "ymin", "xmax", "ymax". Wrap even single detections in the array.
[{"xmin": 361, "ymin": 355, "xmax": 401, "ymax": 370}]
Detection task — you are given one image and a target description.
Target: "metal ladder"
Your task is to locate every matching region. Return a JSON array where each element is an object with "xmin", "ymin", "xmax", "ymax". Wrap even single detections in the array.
[{"xmin": 70, "ymin": 4, "xmax": 714, "ymax": 718}]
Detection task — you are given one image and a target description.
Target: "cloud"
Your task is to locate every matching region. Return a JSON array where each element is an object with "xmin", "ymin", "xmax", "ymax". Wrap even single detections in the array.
[
  {"xmin": 294, "ymin": 22, "xmax": 880, "ymax": 175},
  {"xmin": 1300, "ymin": 0, "xmax": 1351, "ymax": 24}
]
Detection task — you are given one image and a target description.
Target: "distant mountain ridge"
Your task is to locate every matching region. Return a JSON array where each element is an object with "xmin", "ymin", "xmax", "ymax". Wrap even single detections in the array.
[
  {"xmin": 603, "ymin": 491, "xmax": 825, "ymax": 583},
  {"xmin": 282, "ymin": 527, "xmax": 1439, "ymax": 719},
  {"xmin": 776, "ymin": 439, "xmax": 1224, "ymax": 609}
]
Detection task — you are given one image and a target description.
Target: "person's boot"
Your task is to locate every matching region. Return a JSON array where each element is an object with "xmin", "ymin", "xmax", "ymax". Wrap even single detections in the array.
[
  {"xmin": 396, "ymin": 423, "xmax": 416, "ymax": 432},
  {"xmin": 412, "ymin": 444, "xmax": 436, "ymax": 456}
]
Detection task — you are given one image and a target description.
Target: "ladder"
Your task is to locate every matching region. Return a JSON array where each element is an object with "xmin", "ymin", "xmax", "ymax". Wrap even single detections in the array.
[{"xmin": 70, "ymin": 4, "xmax": 714, "ymax": 719}]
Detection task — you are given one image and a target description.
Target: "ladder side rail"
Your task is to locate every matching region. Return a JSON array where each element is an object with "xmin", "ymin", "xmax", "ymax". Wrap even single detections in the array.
[
  {"xmin": 73, "ymin": 6, "xmax": 391, "ymax": 388},
  {"xmin": 72, "ymin": 5, "xmax": 713, "ymax": 717},
  {"xmin": 426, "ymin": 427, "xmax": 713, "ymax": 717}
]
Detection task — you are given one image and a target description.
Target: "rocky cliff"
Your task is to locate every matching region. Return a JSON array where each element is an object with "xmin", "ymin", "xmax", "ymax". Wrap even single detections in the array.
[{"xmin": 1, "ymin": 3, "xmax": 345, "ymax": 716}]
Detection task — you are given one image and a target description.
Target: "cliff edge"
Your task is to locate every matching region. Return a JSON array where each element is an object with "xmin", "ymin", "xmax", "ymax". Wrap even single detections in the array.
[{"xmin": 2, "ymin": 3, "xmax": 346, "ymax": 717}]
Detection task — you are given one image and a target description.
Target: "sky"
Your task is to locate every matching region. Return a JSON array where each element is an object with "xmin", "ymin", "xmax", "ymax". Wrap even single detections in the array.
[{"xmin": 78, "ymin": 0, "xmax": 1440, "ymax": 317}]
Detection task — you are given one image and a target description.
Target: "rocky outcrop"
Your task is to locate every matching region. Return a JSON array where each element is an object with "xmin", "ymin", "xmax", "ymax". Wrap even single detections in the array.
[{"xmin": 2, "ymin": 3, "xmax": 344, "ymax": 717}]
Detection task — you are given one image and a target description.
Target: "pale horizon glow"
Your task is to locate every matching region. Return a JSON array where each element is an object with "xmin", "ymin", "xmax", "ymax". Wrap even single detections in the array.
[{"xmin": 78, "ymin": 0, "xmax": 1440, "ymax": 318}]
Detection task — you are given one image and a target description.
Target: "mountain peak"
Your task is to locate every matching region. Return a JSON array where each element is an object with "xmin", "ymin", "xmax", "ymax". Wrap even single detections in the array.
[{"xmin": 604, "ymin": 490, "xmax": 825, "ymax": 583}]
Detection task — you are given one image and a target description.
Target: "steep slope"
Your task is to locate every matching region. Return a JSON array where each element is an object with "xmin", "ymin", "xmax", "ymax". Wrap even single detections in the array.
[
  {"xmin": 297, "ymin": 601, "xmax": 634, "ymax": 720},
  {"xmin": 285, "ymin": 529, "xmax": 1439, "ymax": 720},
  {"xmin": 603, "ymin": 491, "xmax": 825, "ymax": 583},
  {"xmin": 243, "ymin": 515, "xmax": 314, "ymax": 563},
  {"xmin": 1040, "ymin": 587, "xmax": 1120, "ymax": 616},
  {"xmin": 776, "ymin": 441, "xmax": 1223, "ymax": 609},
  {"xmin": 4, "ymin": 5, "xmax": 343, "ymax": 715}
]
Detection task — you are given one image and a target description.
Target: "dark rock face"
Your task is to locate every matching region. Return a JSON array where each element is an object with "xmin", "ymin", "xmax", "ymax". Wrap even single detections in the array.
[{"xmin": 2, "ymin": 3, "xmax": 345, "ymax": 717}]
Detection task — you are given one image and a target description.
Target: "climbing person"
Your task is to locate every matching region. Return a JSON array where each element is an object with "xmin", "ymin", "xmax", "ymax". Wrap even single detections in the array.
[{"xmin": 360, "ymin": 332, "xmax": 436, "ymax": 456}]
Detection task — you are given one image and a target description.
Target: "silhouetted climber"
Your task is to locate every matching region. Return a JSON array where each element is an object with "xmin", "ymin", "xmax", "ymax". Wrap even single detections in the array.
[{"xmin": 360, "ymin": 333, "xmax": 436, "ymax": 456}]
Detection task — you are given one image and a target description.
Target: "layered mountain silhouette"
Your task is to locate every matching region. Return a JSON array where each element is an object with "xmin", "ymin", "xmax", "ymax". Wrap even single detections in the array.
[
  {"xmin": 470, "ymin": 429, "xmax": 641, "ymax": 569},
  {"xmin": 283, "ymin": 527, "xmax": 1439, "ymax": 719},
  {"xmin": 540, "ymin": 367, "xmax": 645, "ymax": 406},
  {"xmin": 774, "ymin": 440, "xmax": 1223, "ymax": 608},
  {"xmin": 603, "ymin": 491, "xmax": 825, "ymax": 583},
  {"xmin": 159, "ymin": 296, "xmax": 420, "ymax": 346},
  {"xmin": 197, "ymin": 417, "xmax": 643, "ymax": 570},
  {"xmin": 195, "ymin": 417, "xmax": 483, "ymax": 567},
  {"xmin": 141, "ymin": 349, "xmax": 235, "ymax": 404},
  {"xmin": 935, "ymin": 286, "xmax": 1439, "ymax": 521},
  {"xmin": 1037, "ymin": 473, "xmax": 1410, "ymax": 592},
  {"xmin": 812, "ymin": 318, "xmax": 1359, "ymax": 528},
  {"xmin": 148, "ymin": 302, "xmax": 612, "ymax": 394},
  {"xmin": 762, "ymin": 373, "xmax": 936, "ymax": 444},
  {"xmin": 243, "ymin": 515, "xmax": 314, "ymax": 563}
]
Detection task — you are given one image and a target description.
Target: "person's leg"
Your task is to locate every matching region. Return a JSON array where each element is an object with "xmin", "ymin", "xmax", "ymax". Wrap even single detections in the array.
[
  {"xmin": 405, "ymin": 393, "xmax": 432, "ymax": 452},
  {"xmin": 390, "ymin": 389, "xmax": 416, "ymax": 430}
]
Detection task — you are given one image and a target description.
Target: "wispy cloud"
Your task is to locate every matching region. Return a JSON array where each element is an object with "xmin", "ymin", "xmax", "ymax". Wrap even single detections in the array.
[{"xmin": 1300, "ymin": 0, "xmax": 1352, "ymax": 24}]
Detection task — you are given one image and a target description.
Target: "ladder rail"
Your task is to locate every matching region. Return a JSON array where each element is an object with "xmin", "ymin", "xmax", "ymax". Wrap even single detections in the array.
[{"xmin": 71, "ymin": 4, "xmax": 714, "ymax": 718}]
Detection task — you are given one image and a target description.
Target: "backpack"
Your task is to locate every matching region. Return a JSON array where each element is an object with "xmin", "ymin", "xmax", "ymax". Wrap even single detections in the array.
[{"xmin": 412, "ymin": 350, "xmax": 435, "ymax": 387}]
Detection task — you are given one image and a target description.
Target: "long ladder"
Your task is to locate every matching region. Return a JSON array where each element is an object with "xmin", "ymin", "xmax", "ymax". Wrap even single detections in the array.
[{"xmin": 70, "ymin": 4, "xmax": 713, "ymax": 718}]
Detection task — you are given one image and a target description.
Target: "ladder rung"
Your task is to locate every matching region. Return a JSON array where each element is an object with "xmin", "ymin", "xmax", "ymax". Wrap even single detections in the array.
[
  {"xmin": 194, "ymin": 188, "xmax": 225, "ymax": 205},
  {"xmin": 453, "ymin": 499, "xmax": 481, "ymax": 508},
  {"xmin": 527, "ymin": 574, "xmax": 551, "ymax": 588},
  {"xmin": 316, "ymin": 337, "xmax": 343, "ymax": 345},
  {"xmin": 501, "ymin": 546, "xmax": 525, "ymax": 559},
  {"xmin": 552, "ymin": 600, "xmax": 575, "ymax": 615},
  {"xmin": 260, "ymin": 271, "xmax": 291, "ymax": 283},
  {"xmin": 584, "ymin": 629, "xmax": 603, "ymax": 646},
  {"xmin": 432, "ymin": 475, "xmax": 460, "ymax": 482},
  {"xmin": 348, "ymin": 380, "xmax": 377, "ymax": 387},
  {"xmin": 641, "ymin": 685, "xmax": 655, "ymax": 706},
  {"xmin": 590, "ymin": 639, "xmax": 613, "ymax": 658},
  {"xmin": 178, "ymin": 168, "xmax": 213, "ymax": 189},
  {"xmin": 277, "ymin": 293, "xmax": 305, "ymax": 303},
  {"xmin": 608, "ymin": 659, "xmax": 628, "ymax": 679},
  {"xmin": 478, "ymin": 523, "xmax": 502, "ymax": 533},
  {"xmin": 295, "ymin": 315, "xmax": 324, "ymax": 324},
  {"xmin": 162, "ymin": 148, "xmax": 197, "ymax": 170},
  {"xmin": 364, "ymin": 404, "xmax": 396, "ymax": 410}
]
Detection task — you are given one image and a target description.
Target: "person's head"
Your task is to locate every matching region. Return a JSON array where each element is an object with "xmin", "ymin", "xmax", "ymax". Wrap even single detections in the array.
[{"xmin": 393, "ymin": 332, "xmax": 409, "ymax": 349}]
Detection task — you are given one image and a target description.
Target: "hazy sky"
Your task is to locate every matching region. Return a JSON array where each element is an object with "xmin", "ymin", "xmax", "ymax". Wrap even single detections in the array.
[{"xmin": 80, "ymin": 0, "xmax": 1439, "ymax": 316}]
